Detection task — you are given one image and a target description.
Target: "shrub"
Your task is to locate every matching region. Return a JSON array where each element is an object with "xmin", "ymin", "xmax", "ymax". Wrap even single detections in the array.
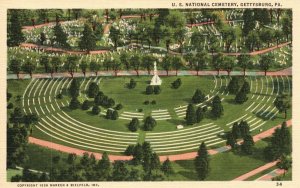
[
  {"xmin": 7, "ymin": 92, "xmax": 12, "ymax": 101},
  {"xmin": 171, "ymin": 78, "xmax": 182, "ymax": 89},
  {"xmin": 146, "ymin": 85, "xmax": 154, "ymax": 95},
  {"xmin": 128, "ymin": 79, "xmax": 137, "ymax": 89},
  {"xmin": 7, "ymin": 102, "xmax": 14, "ymax": 109},
  {"xmin": 106, "ymin": 109, "xmax": 113, "ymax": 119},
  {"xmin": 92, "ymin": 105, "xmax": 100, "ymax": 115},
  {"xmin": 144, "ymin": 100, "xmax": 149, "ymax": 105},
  {"xmin": 112, "ymin": 110, "xmax": 119, "ymax": 120},
  {"xmin": 128, "ymin": 118, "xmax": 139, "ymax": 132},
  {"xmin": 115, "ymin": 104, "xmax": 123, "ymax": 110},
  {"xmin": 151, "ymin": 100, "xmax": 156, "ymax": 105},
  {"xmin": 154, "ymin": 86, "xmax": 161, "ymax": 94},
  {"xmin": 56, "ymin": 93, "xmax": 63, "ymax": 99},
  {"xmin": 143, "ymin": 116, "xmax": 156, "ymax": 131},
  {"xmin": 81, "ymin": 100, "xmax": 90, "ymax": 110}
]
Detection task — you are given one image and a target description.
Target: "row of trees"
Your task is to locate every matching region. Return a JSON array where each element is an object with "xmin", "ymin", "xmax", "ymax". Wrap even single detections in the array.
[
  {"xmin": 128, "ymin": 116, "xmax": 157, "ymax": 132},
  {"xmin": 9, "ymin": 49, "xmax": 280, "ymax": 79},
  {"xmin": 185, "ymin": 95, "xmax": 223, "ymax": 125}
]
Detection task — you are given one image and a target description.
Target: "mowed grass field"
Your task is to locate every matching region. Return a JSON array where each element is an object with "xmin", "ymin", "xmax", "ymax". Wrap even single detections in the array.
[{"xmin": 7, "ymin": 75, "xmax": 292, "ymax": 155}]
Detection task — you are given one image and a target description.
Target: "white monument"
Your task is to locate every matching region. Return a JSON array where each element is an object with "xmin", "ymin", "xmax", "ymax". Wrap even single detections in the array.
[{"xmin": 150, "ymin": 62, "xmax": 162, "ymax": 85}]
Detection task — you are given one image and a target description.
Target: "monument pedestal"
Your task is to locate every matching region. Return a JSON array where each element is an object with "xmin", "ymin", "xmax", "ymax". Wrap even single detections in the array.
[{"xmin": 150, "ymin": 62, "xmax": 162, "ymax": 86}]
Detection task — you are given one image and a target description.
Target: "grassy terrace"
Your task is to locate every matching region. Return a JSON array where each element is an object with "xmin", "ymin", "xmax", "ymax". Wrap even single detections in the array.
[{"xmin": 7, "ymin": 74, "xmax": 292, "ymax": 155}]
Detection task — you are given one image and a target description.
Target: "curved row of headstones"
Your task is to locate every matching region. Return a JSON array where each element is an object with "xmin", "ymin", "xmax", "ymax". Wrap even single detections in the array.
[
  {"xmin": 227, "ymin": 75, "xmax": 291, "ymax": 132},
  {"xmin": 23, "ymin": 77, "xmax": 139, "ymax": 153},
  {"xmin": 145, "ymin": 122, "xmax": 226, "ymax": 153}
]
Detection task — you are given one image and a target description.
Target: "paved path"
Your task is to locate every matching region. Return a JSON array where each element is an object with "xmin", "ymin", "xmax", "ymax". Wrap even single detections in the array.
[
  {"xmin": 256, "ymin": 168, "xmax": 285, "ymax": 181},
  {"xmin": 7, "ymin": 67, "xmax": 292, "ymax": 80},
  {"xmin": 19, "ymin": 43, "xmax": 109, "ymax": 55},
  {"xmin": 28, "ymin": 120, "xmax": 291, "ymax": 162},
  {"xmin": 233, "ymin": 160, "xmax": 279, "ymax": 181}
]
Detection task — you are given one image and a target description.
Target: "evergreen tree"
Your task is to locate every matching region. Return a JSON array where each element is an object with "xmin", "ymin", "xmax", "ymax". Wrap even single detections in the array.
[
  {"xmin": 264, "ymin": 122, "xmax": 292, "ymax": 161},
  {"xmin": 92, "ymin": 105, "xmax": 100, "ymax": 115},
  {"xmin": 194, "ymin": 142, "xmax": 209, "ymax": 180},
  {"xmin": 228, "ymin": 77, "xmax": 240, "ymax": 94},
  {"xmin": 241, "ymin": 81, "xmax": 250, "ymax": 94},
  {"xmin": 79, "ymin": 24, "xmax": 96, "ymax": 53},
  {"xmin": 211, "ymin": 95, "xmax": 224, "ymax": 118},
  {"xmin": 226, "ymin": 132, "xmax": 237, "ymax": 149},
  {"xmin": 186, "ymin": 103, "xmax": 196, "ymax": 125},
  {"xmin": 68, "ymin": 79, "xmax": 80, "ymax": 98},
  {"xmin": 241, "ymin": 134, "xmax": 254, "ymax": 155},
  {"xmin": 161, "ymin": 158, "xmax": 173, "ymax": 177},
  {"xmin": 143, "ymin": 116, "xmax": 157, "ymax": 131},
  {"xmin": 128, "ymin": 118, "xmax": 139, "ymax": 132},
  {"xmin": 53, "ymin": 23, "xmax": 69, "ymax": 48},
  {"xmin": 231, "ymin": 122, "xmax": 241, "ymax": 139},
  {"xmin": 69, "ymin": 97, "xmax": 80, "ymax": 109},
  {"xmin": 96, "ymin": 152, "xmax": 111, "ymax": 180},
  {"xmin": 8, "ymin": 10, "xmax": 25, "ymax": 47},
  {"xmin": 235, "ymin": 89, "xmax": 248, "ymax": 104},
  {"xmin": 192, "ymin": 89, "xmax": 205, "ymax": 104},
  {"xmin": 274, "ymin": 93, "xmax": 291, "ymax": 119},
  {"xmin": 124, "ymin": 145, "xmax": 135, "ymax": 156},
  {"xmin": 40, "ymin": 32, "xmax": 46, "ymax": 45},
  {"xmin": 87, "ymin": 82, "xmax": 99, "ymax": 98},
  {"xmin": 196, "ymin": 107, "xmax": 204, "ymax": 123},
  {"xmin": 112, "ymin": 161, "xmax": 129, "ymax": 181}
]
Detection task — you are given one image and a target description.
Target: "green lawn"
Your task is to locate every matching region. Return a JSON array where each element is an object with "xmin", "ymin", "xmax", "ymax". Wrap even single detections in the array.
[
  {"xmin": 7, "ymin": 75, "xmax": 292, "ymax": 155},
  {"xmin": 169, "ymin": 139, "xmax": 269, "ymax": 181},
  {"xmin": 7, "ymin": 169, "xmax": 22, "ymax": 182}
]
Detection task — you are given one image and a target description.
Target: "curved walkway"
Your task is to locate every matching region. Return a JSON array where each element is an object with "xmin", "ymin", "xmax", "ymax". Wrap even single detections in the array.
[
  {"xmin": 233, "ymin": 160, "xmax": 279, "ymax": 181},
  {"xmin": 7, "ymin": 67, "xmax": 292, "ymax": 80},
  {"xmin": 18, "ymin": 41, "xmax": 291, "ymax": 57},
  {"xmin": 29, "ymin": 119, "xmax": 292, "ymax": 162},
  {"xmin": 255, "ymin": 168, "xmax": 285, "ymax": 181}
]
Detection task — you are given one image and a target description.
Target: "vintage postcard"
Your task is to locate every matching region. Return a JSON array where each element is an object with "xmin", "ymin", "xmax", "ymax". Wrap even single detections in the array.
[{"xmin": 1, "ymin": 0, "xmax": 299, "ymax": 187}]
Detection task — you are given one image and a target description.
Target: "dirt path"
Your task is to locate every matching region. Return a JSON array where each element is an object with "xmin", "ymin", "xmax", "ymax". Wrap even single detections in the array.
[
  {"xmin": 233, "ymin": 160, "xmax": 279, "ymax": 181},
  {"xmin": 20, "ymin": 43, "xmax": 109, "ymax": 55},
  {"xmin": 256, "ymin": 168, "xmax": 285, "ymax": 181},
  {"xmin": 28, "ymin": 120, "xmax": 291, "ymax": 162},
  {"xmin": 8, "ymin": 66, "xmax": 292, "ymax": 80}
]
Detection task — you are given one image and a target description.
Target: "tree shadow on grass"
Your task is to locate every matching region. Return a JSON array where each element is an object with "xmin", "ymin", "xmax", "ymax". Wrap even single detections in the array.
[{"xmin": 166, "ymin": 118, "xmax": 185, "ymax": 125}]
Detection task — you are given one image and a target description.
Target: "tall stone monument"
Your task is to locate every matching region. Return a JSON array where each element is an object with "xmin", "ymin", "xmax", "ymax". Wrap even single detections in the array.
[{"xmin": 150, "ymin": 62, "xmax": 162, "ymax": 85}]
